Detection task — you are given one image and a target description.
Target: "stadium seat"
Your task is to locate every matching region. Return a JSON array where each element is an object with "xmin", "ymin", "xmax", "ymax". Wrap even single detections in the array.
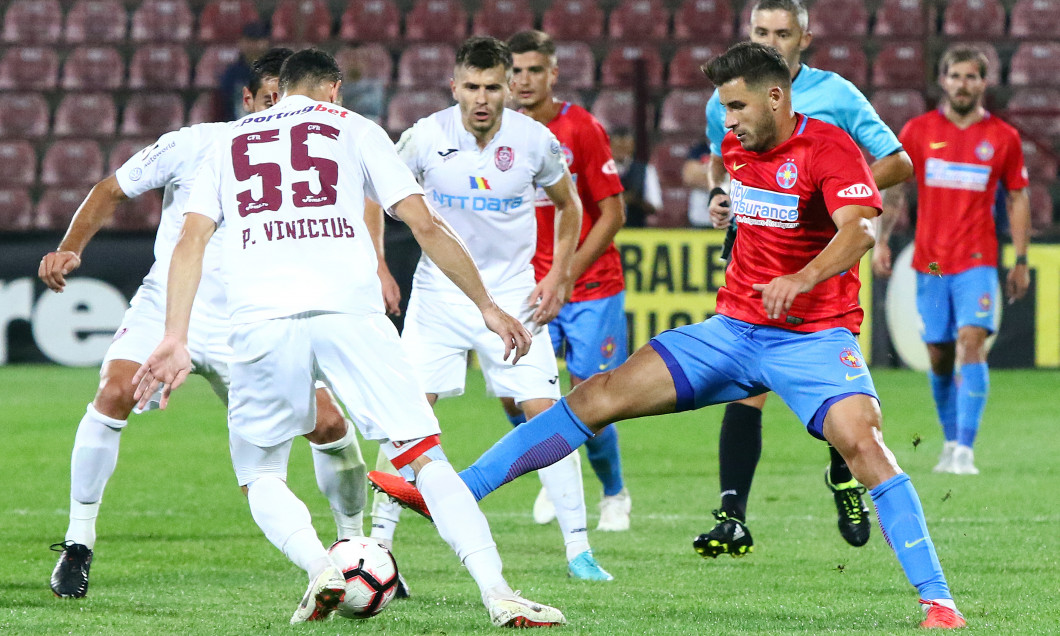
[
  {"xmin": 131, "ymin": 0, "xmax": 194, "ymax": 42},
  {"xmin": 187, "ymin": 92, "xmax": 220, "ymax": 125},
  {"xmin": 129, "ymin": 44, "xmax": 191, "ymax": 90},
  {"xmin": 198, "ymin": 0, "xmax": 260, "ymax": 43},
  {"xmin": 673, "ymin": 0, "xmax": 735, "ymax": 42},
  {"xmin": 554, "ymin": 42, "xmax": 595, "ymax": 90},
  {"xmin": 542, "ymin": 0, "xmax": 604, "ymax": 41},
  {"xmin": 1009, "ymin": 42, "xmax": 1060, "ymax": 87},
  {"xmin": 35, "ymin": 187, "xmax": 92, "ymax": 231},
  {"xmin": 53, "ymin": 93, "xmax": 118, "ymax": 138},
  {"xmin": 651, "ymin": 188, "xmax": 690, "ymax": 227},
  {"xmin": 651, "ymin": 138, "xmax": 692, "ymax": 187},
  {"xmin": 61, "ymin": 46, "xmax": 124, "ymax": 91},
  {"xmin": 809, "ymin": 41, "xmax": 868, "ymax": 88},
  {"xmin": 942, "ymin": 0, "xmax": 1005, "ymax": 38},
  {"xmin": 1010, "ymin": 0, "xmax": 1060, "ymax": 38},
  {"xmin": 0, "ymin": 188, "xmax": 33, "ymax": 231},
  {"xmin": 0, "ymin": 93, "xmax": 49, "ymax": 140},
  {"xmin": 121, "ymin": 93, "xmax": 186, "ymax": 137},
  {"xmin": 874, "ymin": 0, "xmax": 936, "ymax": 38},
  {"xmin": 42, "ymin": 140, "xmax": 104, "ymax": 187},
  {"xmin": 107, "ymin": 138, "xmax": 154, "ymax": 173},
  {"xmin": 2, "ymin": 0, "xmax": 62, "ymax": 44},
  {"xmin": 194, "ymin": 45, "xmax": 240, "ymax": 89},
  {"xmin": 669, "ymin": 44, "xmax": 724, "ymax": 89},
  {"xmin": 270, "ymin": 0, "xmax": 332, "ymax": 46},
  {"xmin": 590, "ymin": 89, "xmax": 654, "ymax": 132},
  {"xmin": 64, "ymin": 0, "xmax": 127, "ymax": 44},
  {"xmin": 1020, "ymin": 139, "xmax": 1057, "ymax": 184},
  {"xmin": 111, "ymin": 190, "xmax": 163, "ymax": 231},
  {"xmin": 738, "ymin": 2, "xmax": 754, "ymax": 37},
  {"xmin": 1028, "ymin": 184, "xmax": 1055, "ymax": 232},
  {"xmin": 386, "ymin": 89, "xmax": 451, "ymax": 135},
  {"xmin": 600, "ymin": 45, "xmax": 664, "ymax": 89},
  {"xmin": 809, "ymin": 0, "xmax": 868, "ymax": 40},
  {"xmin": 335, "ymin": 45, "xmax": 393, "ymax": 88},
  {"xmin": 608, "ymin": 0, "xmax": 670, "ymax": 42},
  {"xmin": 870, "ymin": 89, "xmax": 926, "ymax": 136},
  {"xmin": 0, "ymin": 47, "xmax": 59, "ymax": 90},
  {"xmin": 659, "ymin": 90, "xmax": 711, "ymax": 135},
  {"xmin": 872, "ymin": 42, "xmax": 926, "ymax": 89},
  {"xmin": 472, "ymin": 0, "xmax": 534, "ymax": 40},
  {"xmin": 1006, "ymin": 89, "xmax": 1060, "ymax": 144},
  {"xmin": 405, "ymin": 0, "xmax": 468, "ymax": 42},
  {"xmin": 398, "ymin": 44, "xmax": 456, "ymax": 89},
  {"xmin": 339, "ymin": 0, "xmax": 400, "ymax": 43},
  {"xmin": 0, "ymin": 141, "xmax": 37, "ymax": 187}
]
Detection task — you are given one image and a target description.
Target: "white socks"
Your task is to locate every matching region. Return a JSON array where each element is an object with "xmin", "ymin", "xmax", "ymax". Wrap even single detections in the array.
[
  {"xmin": 246, "ymin": 476, "xmax": 329, "ymax": 579},
  {"xmin": 536, "ymin": 451, "xmax": 591, "ymax": 561},
  {"xmin": 309, "ymin": 422, "xmax": 367, "ymax": 539},
  {"xmin": 369, "ymin": 451, "xmax": 402, "ymax": 548},
  {"xmin": 66, "ymin": 404, "xmax": 125, "ymax": 548}
]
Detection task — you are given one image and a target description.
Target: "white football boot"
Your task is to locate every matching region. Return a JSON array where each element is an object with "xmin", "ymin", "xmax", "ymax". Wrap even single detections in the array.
[
  {"xmin": 932, "ymin": 441, "xmax": 957, "ymax": 473},
  {"xmin": 950, "ymin": 445, "xmax": 980, "ymax": 475},
  {"xmin": 532, "ymin": 486, "xmax": 556, "ymax": 525},
  {"xmin": 485, "ymin": 588, "xmax": 566, "ymax": 628},
  {"xmin": 290, "ymin": 565, "xmax": 346, "ymax": 624},
  {"xmin": 596, "ymin": 488, "xmax": 631, "ymax": 532}
]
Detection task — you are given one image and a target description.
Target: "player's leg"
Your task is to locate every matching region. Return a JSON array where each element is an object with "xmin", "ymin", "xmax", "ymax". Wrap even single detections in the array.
[
  {"xmin": 950, "ymin": 266, "xmax": 998, "ymax": 475},
  {"xmin": 305, "ymin": 387, "xmax": 368, "ymax": 539},
  {"xmin": 917, "ymin": 271, "xmax": 960, "ymax": 472}
]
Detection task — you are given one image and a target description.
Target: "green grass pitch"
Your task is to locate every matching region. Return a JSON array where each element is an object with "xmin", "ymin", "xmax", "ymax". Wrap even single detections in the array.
[{"xmin": 1, "ymin": 365, "xmax": 1057, "ymax": 634}]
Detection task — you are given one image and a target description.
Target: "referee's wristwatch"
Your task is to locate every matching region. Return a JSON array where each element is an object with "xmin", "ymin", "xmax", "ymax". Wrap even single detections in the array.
[{"xmin": 1015, "ymin": 255, "xmax": 1028, "ymax": 266}]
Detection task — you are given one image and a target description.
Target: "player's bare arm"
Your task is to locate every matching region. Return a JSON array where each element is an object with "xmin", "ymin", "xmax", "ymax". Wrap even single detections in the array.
[
  {"xmin": 753, "ymin": 205, "xmax": 877, "ymax": 320},
  {"xmin": 531, "ymin": 170, "xmax": 582, "ymax": 324},
  {"xmin": 364, "ymin": 197, "xmax": 402, "ymax": 315},
  {"xmin": 869, "ymin": 150, "xmax": 913, "ymax": 191},
  {"xmin": 872, "ymin": 183, "xmax": 910, "ymax": 278},
  {"xmin": 39, "ymin": 174, "xmax": 130, "ymax": 292},
  {"xmin": 1005, "ymin": 187, "xmax": 1031, "ymax": 302},
  {"xmin": 706, "ymin": 154, "xmax": 732, "ymax": 229},
  {"xmin": 132, "ymin": 212, "xmax": 216, "ymax": 410},
  {"xmin": 569, "ymin": 194, "xmax": 625, "ymax": 282}
]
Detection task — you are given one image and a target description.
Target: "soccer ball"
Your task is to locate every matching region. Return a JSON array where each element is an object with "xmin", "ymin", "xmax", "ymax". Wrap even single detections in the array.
[{"xmin": 327, "ymin": 538, "xmax": 399, "ymax": 619}]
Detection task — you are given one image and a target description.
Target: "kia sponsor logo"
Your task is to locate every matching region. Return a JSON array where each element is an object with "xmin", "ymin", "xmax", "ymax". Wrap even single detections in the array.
[{"xmin": 837, "ymin": 183, "xmax": 872, "ymax": 198}]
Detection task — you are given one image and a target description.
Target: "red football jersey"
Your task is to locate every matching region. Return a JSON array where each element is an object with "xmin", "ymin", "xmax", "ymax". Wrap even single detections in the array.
[
  {"xmin": 900, "ymin": 110, "xmax": 1028, "ymax": 275},
  {"xmin": 718, "ymin": 115, "xmax": 882, "ymax": 333},
  {"xmin": 532, "ymin": 102, "xmax": 626, "ymax": 302}
]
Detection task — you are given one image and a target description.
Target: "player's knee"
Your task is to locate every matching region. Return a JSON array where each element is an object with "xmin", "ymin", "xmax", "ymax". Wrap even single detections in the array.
[
  {"xmin": 926, "ymin": 343, "xmax": 956, "ymax": 374},
  {"xmin": 306, "ymin": 408, "xmax": 347, "ymax": 445},
  {"xmin": 93, "ymin": 375, "xmax": 136, "ymax": 418},
  {"xmin": 499, "ymin": 396, "xmax": 521, "ymax": 418},
  {"xmin": 956, "ymin": 328, "xmax": 988, "ymax": 363},
  {"xmin": 567, "ymin": 371, "xmax": 619, "ymax": 431}
]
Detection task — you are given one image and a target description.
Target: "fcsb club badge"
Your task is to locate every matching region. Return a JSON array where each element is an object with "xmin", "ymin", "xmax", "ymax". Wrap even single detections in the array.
[
  {"xmin": 495, "ymin": 146, "xmax": 514, "ymax": 171},
  {"xmin": 839, "ymin": 349, "xmax": 863, "ymax": 368},
  {"xmin": 600, "ymin": 336, "xmax": 616, "ymax": 359},
  {"xmin": 776, "ymin": 161, "xmax": 798, "ymax": 189},
  {"xmin": 979, "ymin": 293, "xmax": 992, "ymax": 312},
  {"xmin": 975, "ymin": 140, "xmax": 994, "ymax": 161}
]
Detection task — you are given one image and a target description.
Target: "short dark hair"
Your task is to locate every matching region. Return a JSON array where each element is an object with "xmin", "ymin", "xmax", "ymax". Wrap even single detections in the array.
[
  {"xmin": 456, "ymin": 36, "xmax": 512, "ymax": 72},
  {"xmin": 751, "ymin": 0, "xmax": 809, "ymax": 30},
  {"xmin": 703, "ymin": 42, "xmax": 791, "ymax": 90},
  {"xmin": 939, "ymin": 45, "xmax": 989, "ymax": 79},
  {"xmin": 278, "ymin": 49, "xmax": 342, "ymax": 93},
  {"xmin": 507, "ymin": 30, "xmax": 556, "ymax": 59},
  {"xmin": 247, "ymin": 47, "xmax": 294, "ymax": 95}
]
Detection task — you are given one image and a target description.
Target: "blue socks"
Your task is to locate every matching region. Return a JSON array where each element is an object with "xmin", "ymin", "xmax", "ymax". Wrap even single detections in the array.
[
  {"xmin": 461, "ymin": 398, "xmax": 593, "ymax": 501},
  {"xmin": 957, "ymin": 362, "xmax": 988, "ymax": 448},
  {"xmin": 585, "ymin": 424, "xmax": 624, "ymax": 496},
  {"xmin": 505, "ymin": 412, "xmax": 527, "ymax": 427},
  {"xmin": 928, "ymin": 371, "xmax": 957, "ymax": 442},
  {"xmin": 870, "ymin": 473, "xmax": 951, "ymax": 601}
]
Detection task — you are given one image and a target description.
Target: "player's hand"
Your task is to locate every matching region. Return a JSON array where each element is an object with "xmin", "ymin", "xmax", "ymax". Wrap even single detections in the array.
[
  {"xmin": 481, "ymin": 303, "xmax": 532, "ymax": 365},
  {"xmin": 752, "ymin": 272, "xmax": 816, "ymax": 320},
  {"xmin": 378, "ymin": 265, "xmax": 402, "ymax": 315},
  {"xmin": 709, "ymin": 193, "xmax": 732, "ymax": 229},
  {"xmin": 1006, "ymin": 263, "xmax": 1030, "ymax": 303},
  {"xmin": 871, "ymin": 243, "xmax": 892, "ymax": 279},
  {"xmin": 527, "ymin": 270, "xmax": 571, "ymax": 327},
  {"xmin": 38, "ymin": 250, "xmax": 81, "ymax": 292},
  {"xmin": 131, "ymin": 335, "xmax": 192, "ymax": 410}
]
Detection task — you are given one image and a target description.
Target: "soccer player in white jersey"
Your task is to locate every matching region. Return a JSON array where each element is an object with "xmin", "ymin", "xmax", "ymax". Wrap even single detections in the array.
[
  {"xmin": 40, "ymin": 49, "xmax": 376, "ymax": 600},
  {"xmin": 131, "ymin": 49, "xmax": 565, "ymax": 627},
  {"xmin": 367, "ymin": 37, "xmax": 612, "ymax": 582}
]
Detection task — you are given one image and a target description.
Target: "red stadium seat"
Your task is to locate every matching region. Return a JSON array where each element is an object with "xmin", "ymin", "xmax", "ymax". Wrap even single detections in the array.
[
  {"xmin": 64, "ymin": 0, "xmax": 126, "ymax": 44},
  {"xmin": 590, "ymin": 89, "xmax": 655, "ymax": 132},
  {"xmin": 872, "ymin": 41, "xmax": 926, "ymax": 89},
  {"xmin": 600, "ymin": 45, "xmax": 664, "ymax": 89},
  {"xmin": 194, "ymin": 46, "xmax": 240, "ymax": 89},
  {"xmin": 651, "ymin": 138, "xmax": 692, "ymax": 187},
  {"xmin": 874, "ymin": 0, "xmax": 936, "ymax": 38},
  {"xmin": 131, "ymin": 0, "xmax": 194, "ymax": 43},
  {"xmin": 35, "ymin": 187, "xmax": 92, "ymax": 231},
  {"xmin": 0, "ymin": 188, "xmax": 33, "ymax": 231},
  {"xmin": 339, "ymin": 0, "xmax": 400, "ymax": 43},
  {"xmin": 386, "ymin": 89, "xmax": 451, "ymax": 134},
  {"xmin": 270, "ymin": 0, "xmax": 332, "ymax": 45},
  {"xmin": 1028, "ymin": 184, "xmax": 1055, "ymax": 232},
  {"xmin": 1010, "ymin": 0, "xmax": 1060, "ymax": 38},
  {"xmin": 0, "ymin": 141, "xmax": 37, "ymax": 187},
  {"xmin": 129, "ymin": 44, "xmax": 191, "ymax": 90},
  {"xmin": 0, "ymin": 93, "xmax": 49, "ymax": 140},
  {"xmin": 542, "ymin": 0, "xmax": 604, "ymax": 41},
  {"xmin": 198, "ymin": 0, "xmax": 260, "ymax": 43},
  {"xmin": 188, "ymin": 92, "xmax": 220, "ymax": 125},
  {"xmin": 405, "ymin": 0, "xmax": 468, "ymax": 43},
  {"xmin": 472, "ymin": 0, "xmax": 534, "ymax": 40},
  {"xmin": 809, "ymin": 0, "xmax": 868, "ymax": 40},
  {"xmin": 1020, "ymin": 139, "xmax": 1057, "ymax": 184},
  {"xmin": 870, "ymin": 89, "xmax": 927, "ymax": 136},
  {"xmin": 61, "ymin": 45, "xmax": 124, "ymax": 91},
  {"xmin": 659, "ymin": 90, "xmax": 710, "ymax": 135},
  {"xmin": 1009, "ymin": 42, "xmax": 1060, "ymax": 87},
  {"xmin": 1006, "ymin": 89, "xmax": 1060, "ymax": 143},
  {"xmin": 651, "ymin": 188, "xmax": 690, "ymax": 227},
  {"xmin": 809, "ymin": 41, "xmax": 868, "ymax": 88},
  {"xmin": 335, "ymin": 45, "xmax": 393, "ymax": 88},
  {"xmin": 3, "ymin": 0, "xmax": 62, "ymax": 44},
  {"xmin": 111, "ymin": 190, "xmax": 163, "ymax": 231},
  {"xmin": 669, "ymin": 44, "xmax": 724, "ymax": 89},
  {"xmin": 107, "ymin": 138, "xmax": 154, "ymax": 174},
  {"xmin": 554, "ymin": 42, "xmax": 595, "ymax": 91},
  {"xmin": 398, "ymin": 44, "xmax": 456, "ymax": 89},
  {"xmin": 608, "ymin": 0, "xmax": 670, "ymax": 42},
  {"xmin": 121, "ymin": 93, "xmax": 185, "ymax": 137},
  {"xmin": 53, "ymin": 93, "xmax": 117, "ymax": 138},
  {"xmin": 0, "ymin": 47, "xmax": 59, "ymax": 90},
  {"xmin": 942, "ymin": 0, "xmax": 1005, "ymax": 38},
  {"xmin": 42, "ymin": 140, "xmax": 104, "ymax": 187},
  {"xmin": 673, "ymin": 0, "xmax": 734, "ymax": 42}
]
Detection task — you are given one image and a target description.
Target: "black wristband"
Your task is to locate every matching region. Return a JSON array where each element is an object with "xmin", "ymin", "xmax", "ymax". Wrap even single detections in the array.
[
  {"xmin": 1015, "ymin": 255, "xmax": 1028, "ymax": 266},
  {"xmin": 709, "ymin": 187, "xmax": 727, "ymax": 204}
]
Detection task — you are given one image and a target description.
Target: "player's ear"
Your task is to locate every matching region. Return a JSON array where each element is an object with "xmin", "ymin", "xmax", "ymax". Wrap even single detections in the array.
[
  {"xmin": 241, "ymin": 87, "xmax": 253, "ymax": 113},
  {"xmin": 329, "ymin": 80, "xmax": 342, "ymax": 105}
]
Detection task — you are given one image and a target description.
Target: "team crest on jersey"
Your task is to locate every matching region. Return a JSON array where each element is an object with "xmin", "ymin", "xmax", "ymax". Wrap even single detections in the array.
[
  {"xmin": 495, "ymin": 146, "xmax": 514, "ymax": 171},
  {"xmin": 560, "ymin": 144, "xmax": 574, "ymax": 166},
  {"xmin": 839, "ymin": 349, "xmax": 863, "ymax": 368},
  {"xmin": 979, "ymin": 293, "xmax": 992, "ymax": 312},
  {"xmin": 776, "ymin": 162, "xmax": 798, "ymax": 189},
  {"xmin": 469, "ymin": 176, "xmax": 491, "ymax": 190},
  {"xmin": 112, "ymin": 327, "xmax": 128, "ymax": 341},
  {"xmin": 600, "ymin": 336, "xmax": 616, "ymax": 359},
  {"xmin": 975, "ymin": 140, "xmax": 994, "ymax": 161}
]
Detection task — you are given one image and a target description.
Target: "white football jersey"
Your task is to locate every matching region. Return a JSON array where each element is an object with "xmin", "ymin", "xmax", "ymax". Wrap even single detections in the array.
[
  {"xmin": 185, "ymin": 95, "xmax": 422, "ymax": 324},
  {"xmin": 397, "ymin": 105, "xmax": 567, "ymax": 298},
  {"xmin": 115, "ymin": 122, "xmax": 231, "ymax": 323}
]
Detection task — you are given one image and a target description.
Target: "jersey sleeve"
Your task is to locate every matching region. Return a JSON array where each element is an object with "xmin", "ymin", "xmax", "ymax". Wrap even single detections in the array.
[
  {"xmin": 706, "ymin": 90, "xmax": 726, "ymax": 156},
  {"xmin": 359, "ymin": 123, "xmax": 424, "ymax": 212},
  {"xmin": 575, "ymin": 115, "xmax": 624, "ymax": 202},
  {"xmin": 114, "ymin": 128, "xmax": 190, "ymax": 198},
  {"xmin": 815, "ymin": 131, "xmax": 883, "ymax": 215},
  {"xmin": 897, "ymin": 119, "xmax": 920, "ymax": 169},
  {"xmin": 1000, "ymin": 127, "xmax": 1030, "ymax": 191},
  {"xmin": 831, "ymin": 77, "xmax": 903, "ymax": 160},
  {"xmin": 183, "ymin": 137, "xmax": 224, "ymax": 224},
  {"xmin": 534, "ymin": 127, "xmax": 567, "ymax": 188}
]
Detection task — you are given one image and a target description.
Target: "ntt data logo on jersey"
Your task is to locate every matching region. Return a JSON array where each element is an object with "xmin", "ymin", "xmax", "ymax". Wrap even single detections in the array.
[
  {"xmin": 729, "ymin": 179, "xmax": 800, "ymax": 228},
  {"xmin": 925, "ymin": 158, "xmax": 991, "ymax": 192},
  {"xmin": 433, "ymin": 190, "xmax": 523, "ymax": 212}
]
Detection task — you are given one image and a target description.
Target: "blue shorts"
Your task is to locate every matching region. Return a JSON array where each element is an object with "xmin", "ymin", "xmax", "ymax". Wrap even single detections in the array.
[
  {"xmin": 549, "ymin": 292, "xmax": 628, "ymax": 381},
  {"xmin": 916, "ymin": 266, "xmax": 998, "ymax": 344},
  {"xmin": 649, "ymin": 315, "xmax": 878, "ymax": 440}
]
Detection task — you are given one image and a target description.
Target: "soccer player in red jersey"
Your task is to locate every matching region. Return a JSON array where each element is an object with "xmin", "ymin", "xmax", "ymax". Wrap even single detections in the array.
[
  {"xmin": 875, "ymin": 46, "xmax": 1031, "ymax": 475},
  {"xmin": 372, "ymin": 43, "xmax": 966, "ymax": 630}
]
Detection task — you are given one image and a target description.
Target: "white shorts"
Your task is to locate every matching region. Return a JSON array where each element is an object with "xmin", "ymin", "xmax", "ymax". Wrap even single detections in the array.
[
  {"xmin": 227, "ymin": 311, "xmax": 439, "ymax": 448},
  {"xmin": 402, "ymin": 291, "xmax": 561, "ymax": 403}
]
